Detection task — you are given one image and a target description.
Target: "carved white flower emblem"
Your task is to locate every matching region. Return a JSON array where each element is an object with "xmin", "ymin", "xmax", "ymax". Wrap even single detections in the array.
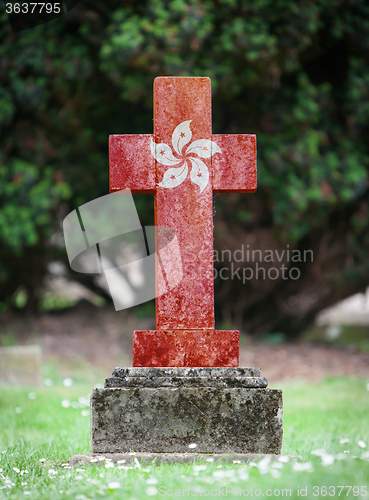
[{"xmin": 150, "ymin": 120, "xmax": 222, "ymax": 193}]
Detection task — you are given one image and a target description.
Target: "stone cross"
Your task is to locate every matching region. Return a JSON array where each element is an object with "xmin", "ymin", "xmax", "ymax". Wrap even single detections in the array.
[{"xmin": 109, "ymin": 77, "xmax": 256, "ymax": 367}]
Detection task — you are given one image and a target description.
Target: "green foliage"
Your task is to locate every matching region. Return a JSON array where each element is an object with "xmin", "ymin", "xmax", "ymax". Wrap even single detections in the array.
[
  {"xmin": 0, "ymin": 330, "xmax": 17, "ymax": 346},
  {"xmin": 0, "ymin": 159, "xmax": 70, "ymax": 252},
  {"xmin": 99, "ymin": 0, "xmax": 369, "ymax": 241}
]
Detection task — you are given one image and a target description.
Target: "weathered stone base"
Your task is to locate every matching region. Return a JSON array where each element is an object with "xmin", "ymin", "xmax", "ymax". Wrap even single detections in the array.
[
  {"xmin": 71, "ymin": 452, "xmax": 298, "ymax": 467},
  {"xmin": 90, "ymin": 367, "xmax": 283, "ymax": 455}
]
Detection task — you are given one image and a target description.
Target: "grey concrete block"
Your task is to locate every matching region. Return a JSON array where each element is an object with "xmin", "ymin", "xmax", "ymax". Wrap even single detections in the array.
[
  {"xmin": 90, "ymin": 386, "xmax": 283, "ymax": 454},
  {"xmin": 112, "ymin": 367, "xmax": 261, "ymax": 378},
  {"xmin": 105, "ymin": 376, "xmax": 268, "ymax": 388}
]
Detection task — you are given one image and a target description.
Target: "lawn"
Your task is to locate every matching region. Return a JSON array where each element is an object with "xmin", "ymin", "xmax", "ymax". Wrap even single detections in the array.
[{"xmin": 0, "ymin": 377, "xmax": 368, "ymax": 499}]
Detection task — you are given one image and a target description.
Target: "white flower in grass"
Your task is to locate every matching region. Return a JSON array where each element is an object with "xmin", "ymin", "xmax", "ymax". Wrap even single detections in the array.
[
  {"xmin": 271, "ymin": 462, "xmax": 283, "ymax": 469},
  {"xmin": 212, "ymin": 470, "xmax": 226, "ymax": 478},
  {"xmin": 151, "ymin": 120, "xmax": 222, "ymax": 193},
  {"xmin": 48, "ymin": 469, "xmax": 57, "ymax": 476},
  {"xmin": 340, "ymin": 438, "xmax": 349, "ymax": 444},
  {"xmin": 358, "ymin": 440, "xmax": 367, "ymax": 448},
  {"xmin": 63, "ymin": 378, "xmax": 73, "ymax": 387},
  {"xmin": 146, "ymin": 486, "xmax": 158, "ymax": 496},
  {"xmin": 78, "ymin": 397, "xmax": 89, "ymax": 407},
  {"xmin": 321, "ymin": 454, "xmax": 335, "ymax": 466},
  {"xmin": 271, "ymin": 468, "xmax": 281, "ymax": 478},
  {"xmin": 108, "ymin": 482, "xmax": 120, "ymax": 490},
  {"xmin": 292, "ymin": 462, "xmax": 314, "ymax": 472},
  {"xmin": 193, "ymin": 465, "xmax": 207, "ymax": 471},
  {"xmin": 311, "ymin": 448, "xmax": 326, "ymax": 456},
  {"xmin": 39, "ymin": 459, "xmax": 46, "ymax": 463},
  {"xmin": 146, "ymin": 478, "xmax": 158, "ymax": 485},
  {"xmin": 257, "ymin": 456, "xmax": 271, "ymax": 474},
  {"xmin": 13, "ymin": 468, "xmax": 20, "ymax": 473}
]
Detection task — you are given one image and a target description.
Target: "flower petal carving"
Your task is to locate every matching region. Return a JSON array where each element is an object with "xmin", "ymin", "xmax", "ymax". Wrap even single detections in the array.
[
  {"xmin": 189, "ymin": 157, "xmax": 209, "ymax": 193},
  {"xmin": 186, "ymin": 139, "xmax": 222, "ymax": 159},
  {"xmin": 157, "ymin": 161, "xmax": 189, "ymax": 189},
  {"xmin": 151, "ymin": 120, "xmax": 222, "ymax": 193},
  {"xmin": 172, "ymin": 120, "xmax": 192, "ymax": 156},
  {"xmin": 150, "ymin": 139, "xmax": 181, "ymax": 166}
]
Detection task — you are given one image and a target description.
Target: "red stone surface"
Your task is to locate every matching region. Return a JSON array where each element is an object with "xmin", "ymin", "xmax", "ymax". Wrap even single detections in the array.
[
  {"xmin": 154, "ymin": 77, "xmax": 214, "ymax": 330},
  {"xmin": 133, "ymin": 330, "xmax": 239, "ymax": 367},
  {"xmin": 212, "ymin": 134, "xmax": 257, "ymax": 193},
  {"xmin": 109, "ymin": 134, "xmax": 155, "ymax": 193},
  {"xmin": 109, "ymin": 76, "xmax": 257, "ymax": 367}
]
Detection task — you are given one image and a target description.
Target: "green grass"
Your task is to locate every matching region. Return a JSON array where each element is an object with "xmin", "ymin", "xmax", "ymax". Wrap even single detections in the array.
[{"xmin": 0, "ymin": 377, "xmax": 369, "ymax": 499}]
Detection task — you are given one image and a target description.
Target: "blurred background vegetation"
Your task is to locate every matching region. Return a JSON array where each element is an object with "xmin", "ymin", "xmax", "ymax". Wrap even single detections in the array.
[{"xmin": 1, "ymin": 0, "xmax": 369, "ymax": 337}]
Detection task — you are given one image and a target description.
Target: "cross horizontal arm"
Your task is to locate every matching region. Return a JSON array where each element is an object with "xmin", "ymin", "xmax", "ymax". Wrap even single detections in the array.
[
  {"xmin": 212, "ymin": 134, "xmax": 257, "ymax": 193},
  {"xmin": 110, "ymin": 134, "xmax": 156, "ymax": 193}
]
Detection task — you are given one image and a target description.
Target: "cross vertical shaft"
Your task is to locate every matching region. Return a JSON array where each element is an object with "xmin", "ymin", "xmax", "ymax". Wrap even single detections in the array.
[
  {"xmin": 154, "ymin": 77, "xmax": 214, "ymax": 330},
  {"xmin": 109, "ymin": 76, "xmax": 257, "ymax": 367}
]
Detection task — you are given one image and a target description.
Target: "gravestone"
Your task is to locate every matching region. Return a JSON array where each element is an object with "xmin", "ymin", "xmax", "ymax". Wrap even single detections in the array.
[
  {"xmin": 0, "ymin": 345, "xmax": 42, "ymax": 387},
  {"xmin": 90, "ymin": 77, "xmax": 283, "ymax": 456}
]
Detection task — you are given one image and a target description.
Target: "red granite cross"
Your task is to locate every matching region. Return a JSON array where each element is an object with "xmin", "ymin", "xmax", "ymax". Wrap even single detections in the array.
[{"xmin": 109, "ymin": 77, "xmax": 256, "ymax": 367}]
